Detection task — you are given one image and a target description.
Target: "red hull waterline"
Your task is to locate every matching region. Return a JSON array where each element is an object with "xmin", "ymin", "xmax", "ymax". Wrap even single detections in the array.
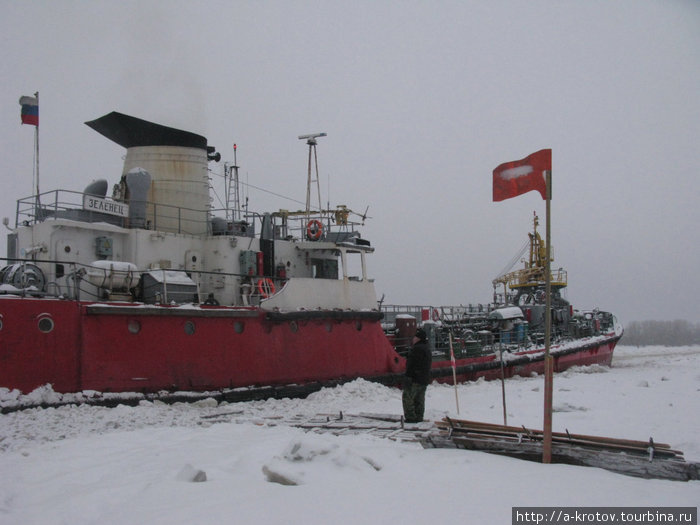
[{"xmin": 0, "ymin": 296, "xmax": 620, "ymax": 398}]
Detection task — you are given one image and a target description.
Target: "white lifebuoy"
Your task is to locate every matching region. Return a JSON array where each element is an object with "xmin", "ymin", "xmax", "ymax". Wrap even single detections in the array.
[{"xmin": 306, "ymin": 219, "xmax": 323, "ymax": 241}]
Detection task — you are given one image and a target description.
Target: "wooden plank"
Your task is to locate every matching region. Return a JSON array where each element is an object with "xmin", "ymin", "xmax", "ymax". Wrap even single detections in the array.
[
  {"xmin": 447, "ymin": 428, "xmax": 679, "ymax": 459},
  {"xmin": 438, "ymin": 417, "xmax": 677, "ymax": 453},
  {"xmin": 443, "ymin": 435, "xmax": 697, "ymax": 482},
  {"xmin": 354, "ymin": 413, "xmax": 404, "ymax": 422}
]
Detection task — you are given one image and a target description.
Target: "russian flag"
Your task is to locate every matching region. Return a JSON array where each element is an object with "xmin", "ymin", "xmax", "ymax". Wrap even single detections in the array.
[{"xmin": 19, "ymin": 95, "xmax": 39, "ymax": 126}]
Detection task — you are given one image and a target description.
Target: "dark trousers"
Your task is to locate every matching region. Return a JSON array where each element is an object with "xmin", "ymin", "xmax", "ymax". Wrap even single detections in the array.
[{"xmin": 402, "ymin": 380, "xmax": 427, "ymax": 423}]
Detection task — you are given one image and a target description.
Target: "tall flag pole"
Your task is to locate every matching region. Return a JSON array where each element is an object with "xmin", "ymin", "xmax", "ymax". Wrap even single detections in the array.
[
  {"xmin": 19, "ymin": 92, "xmax": 40, "ymax": 202},
  {"xmin": 492, "ymin": 148, "xmax": 553, "ymax": 463},
  {"xmin": 543, "ymin": 167, "xmax": 553, "ymax": 464}
]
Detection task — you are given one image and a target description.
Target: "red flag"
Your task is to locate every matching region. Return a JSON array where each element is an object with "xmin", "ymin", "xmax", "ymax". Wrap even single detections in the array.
[{"xmin": 493, "ymin": 149, "xmax": 551, "ymax": 201}]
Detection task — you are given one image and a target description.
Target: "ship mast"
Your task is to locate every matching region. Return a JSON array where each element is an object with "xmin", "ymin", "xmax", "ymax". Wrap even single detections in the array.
[
  {"xmin": 528, "ymin": 213, "xmax": 546, "ymax": 270},
  {"xmin": 298, "ymin": 132, "xmax": 326, "ymax": 219},
  {"xmin": 224, "ymin": 144, "xmax": 241, "ymax": 222}
]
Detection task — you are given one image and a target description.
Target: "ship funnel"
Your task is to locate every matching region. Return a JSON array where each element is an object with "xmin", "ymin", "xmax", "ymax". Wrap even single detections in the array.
[{"xmin": 85, "ymin": 112, "xmax": 212, "ymax": 235}]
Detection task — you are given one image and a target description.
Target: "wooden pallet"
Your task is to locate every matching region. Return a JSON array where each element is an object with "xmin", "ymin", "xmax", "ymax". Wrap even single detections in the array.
[{"xmin": 421, "ymin": 417, "xmax": 700, "ymax": 482}]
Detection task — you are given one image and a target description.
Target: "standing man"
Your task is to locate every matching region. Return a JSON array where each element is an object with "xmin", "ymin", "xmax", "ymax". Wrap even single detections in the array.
[{"xmin": 402, "ymin": 327, "xmax": 432, "ymax": 423}]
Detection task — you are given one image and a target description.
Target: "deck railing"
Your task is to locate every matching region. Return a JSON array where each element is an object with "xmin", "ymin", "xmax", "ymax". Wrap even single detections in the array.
[{"xmin": 15, "ymin": 190, "xmax": 363, "ymax": 242}]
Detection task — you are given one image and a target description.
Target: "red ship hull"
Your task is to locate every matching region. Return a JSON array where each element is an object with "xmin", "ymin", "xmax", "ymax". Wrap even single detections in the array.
[
  {"xmin": 431, "ymin": 336, "xmax": 616, "ymax": 384},
  {"xmin": 0, "ymin": 296, "xmax": 620, "ymax": 397}
]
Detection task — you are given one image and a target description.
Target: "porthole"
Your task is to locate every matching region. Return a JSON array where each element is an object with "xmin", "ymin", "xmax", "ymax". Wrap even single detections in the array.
[
  {"xmin": 324, "ymin": 322, "xmax": 333, "ymax": 333},
  {"xmin": 289, "ymin": 321, "xmax": 299, "ymax": 333},
  {"xmin": 128, "ymin": 320, "xmax": 141, "ymax": 334},
  {"xmin": 355, "ymin": 321, "xmax": 363, "ymax": 332},
  {"xmin": 234, "ymin": 321, "xmax": 245, "ymax": 334},
  {"xmin": 0, "ymin": 316, "xmax": 3, "ymax": 331},
  {"xmin": 184, "ymin": 321, "xmax": 196, "ymax": 335},
  {"xmin": 38, "ymin": 317, "xmax": 54, "ymax": 333}
]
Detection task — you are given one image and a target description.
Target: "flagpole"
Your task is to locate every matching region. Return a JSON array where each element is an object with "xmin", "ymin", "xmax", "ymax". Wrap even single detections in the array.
[
  {"xmin": 542, "ymin": 168, "xmax": 553, "ymax": 463},
  {"xmin": 19, "ymin": 92, "xmax": 41, "ymax": 215},
  {"xmin": 35, "ymin": 91, "xmax": 40, "ymax": 199},
  {"xmin": 491, "ymin": 148, "xmax": 552, "ymax": 459}
]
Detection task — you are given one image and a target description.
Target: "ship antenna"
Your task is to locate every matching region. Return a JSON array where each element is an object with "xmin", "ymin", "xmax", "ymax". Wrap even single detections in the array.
[{"xmin": 298, "ymin": 132, "xmax": 326, "ymax": 218}]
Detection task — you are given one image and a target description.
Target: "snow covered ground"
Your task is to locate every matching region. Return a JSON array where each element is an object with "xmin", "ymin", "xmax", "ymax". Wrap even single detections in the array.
[{"xmin": 1, "ymin": 345, "xmax": 698, "ymax": 524}]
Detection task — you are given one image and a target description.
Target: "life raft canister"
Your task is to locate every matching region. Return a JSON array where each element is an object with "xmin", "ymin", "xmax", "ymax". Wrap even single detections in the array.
[
  {"xmin": 306, "ymin": 219, "xmax": 323, "ymax": 241},
  {"xmin": 257, "ymin": 278, "xmax": 276, "ymax": 298}
]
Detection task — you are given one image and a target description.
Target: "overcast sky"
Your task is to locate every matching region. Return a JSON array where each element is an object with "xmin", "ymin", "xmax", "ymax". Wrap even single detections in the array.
[{"xmin": 1, "ymin": 0, "xmax": 698, "ymax": 323}]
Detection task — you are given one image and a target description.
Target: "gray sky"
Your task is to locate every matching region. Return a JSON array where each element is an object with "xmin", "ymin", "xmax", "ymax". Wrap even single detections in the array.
[{"xmin": 1, "ymin": 0, "xmax": 698, "ymax": 324}]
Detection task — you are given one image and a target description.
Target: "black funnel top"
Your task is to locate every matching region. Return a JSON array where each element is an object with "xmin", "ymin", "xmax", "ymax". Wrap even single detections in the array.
[{"xmin": 85, "ymin": 112, "xmax": 207, "ymax": 150}]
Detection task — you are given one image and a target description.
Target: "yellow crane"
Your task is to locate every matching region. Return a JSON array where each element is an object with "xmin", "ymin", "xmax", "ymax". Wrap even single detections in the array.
[{"xmin": 492, "ymin": 213, "xmax": 567, "ymax": 302}]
